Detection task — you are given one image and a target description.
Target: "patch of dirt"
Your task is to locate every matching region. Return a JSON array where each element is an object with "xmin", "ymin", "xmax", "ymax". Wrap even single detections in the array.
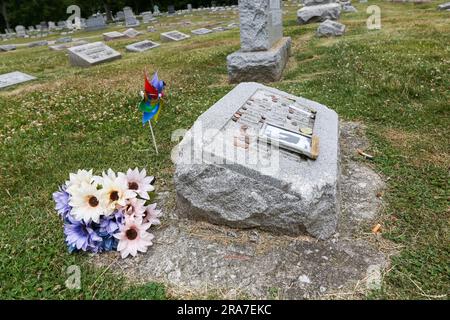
[{"xmin": 93, "ymin": 121, "xmax": 395, "ymax": 299}]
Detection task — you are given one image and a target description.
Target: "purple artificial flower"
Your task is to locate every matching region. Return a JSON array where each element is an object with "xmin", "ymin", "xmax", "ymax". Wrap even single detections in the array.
[
  {"xmin": 53, "ymin": 184, "xmax": 71, "ymax": 219},
  {"xmin": 99, "ymin": 210, "xmax": 125, "ymax": 235},
  {"xmin": 64, "ymin": 219, "xmax": 102, "ymax": 252}
]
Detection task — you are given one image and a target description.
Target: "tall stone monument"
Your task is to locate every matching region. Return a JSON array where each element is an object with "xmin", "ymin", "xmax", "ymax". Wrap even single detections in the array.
[{"xmin": 226, "ymin": 0, "xmax": 291, "ymax": 83}]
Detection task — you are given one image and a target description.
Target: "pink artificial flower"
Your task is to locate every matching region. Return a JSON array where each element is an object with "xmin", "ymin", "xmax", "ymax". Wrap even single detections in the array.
[
  {"xmin": 143, "ymin": 203, "xmax": 162, "ymax": 225},
  {"xmin": 114, "ymin": 218, "xmax": 154, "ymax": 259},
  {"xmin": 121, "ymin": 198, "xmax": 147, "ymax": 220}
]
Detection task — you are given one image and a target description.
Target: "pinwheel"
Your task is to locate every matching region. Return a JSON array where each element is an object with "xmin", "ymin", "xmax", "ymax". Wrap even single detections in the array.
[{"xmin": 138, "ymin": 71, "xmax": 166, "ymax": 154}]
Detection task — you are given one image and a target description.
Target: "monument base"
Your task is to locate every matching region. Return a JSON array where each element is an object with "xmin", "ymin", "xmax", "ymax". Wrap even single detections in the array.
[
  {"xmin": 174, "ymin": 83, "xmax": 340, "ymax": 240},
  {"xmin": 226, "ymin": 37, "xmax": 291, "ymax": 83}
]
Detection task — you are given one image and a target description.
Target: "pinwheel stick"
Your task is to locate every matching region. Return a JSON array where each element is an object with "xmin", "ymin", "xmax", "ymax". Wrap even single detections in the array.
[{"xmin": 148, "ymin": 120, "xmax": 159, "ymax": 154}]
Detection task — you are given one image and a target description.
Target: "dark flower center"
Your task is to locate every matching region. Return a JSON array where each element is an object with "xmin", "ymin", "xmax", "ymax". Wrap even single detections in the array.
[
  {"xmin": 88, "ymin": 196, "xmax": 99, "ymax": 207},
  {"xmin": 110, "ymin": 191, "xmax": 119, "ymax": 201},
  {"xmin": 125, "ymin": 228, "xmax": 138, "ymax": 240},
  {"xmin": 128, "ymin": 182, "xmax": 139, "ymax": 190}
]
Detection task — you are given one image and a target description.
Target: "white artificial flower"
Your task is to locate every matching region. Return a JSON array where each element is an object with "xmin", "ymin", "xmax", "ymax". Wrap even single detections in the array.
[
  {"xmin": 101, "ymin": 169, "xmax": 136, "ymax": 214},
  {"xmin": 66, "ymin": 169, "xmax": 94, "ymax": 195},
  {"xmin": 69, "ymin": 181, "xmax": 107, "ymax": 223}
]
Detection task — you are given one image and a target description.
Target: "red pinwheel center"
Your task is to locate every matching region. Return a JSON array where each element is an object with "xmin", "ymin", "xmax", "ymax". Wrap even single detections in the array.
[
  {"xmin": 128, "ymin": 182, "xmax": 139, "ymax": 190},
  {"xmin": 110, "ymin": 191, "xmax": 119, "ymax": 201},
  {"xmin": 88, "ymin": 196, "xmax": 99, "ymax": 207},
  {"xmin": 126, "ymin": 228, "xmax": 138, "ymax": 240}
]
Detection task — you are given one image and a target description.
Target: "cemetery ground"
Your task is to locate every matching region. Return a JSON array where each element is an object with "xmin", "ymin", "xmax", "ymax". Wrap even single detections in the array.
[{"xmin": 0, "ymin": 1, "xmax": 448, "ymax": 300}]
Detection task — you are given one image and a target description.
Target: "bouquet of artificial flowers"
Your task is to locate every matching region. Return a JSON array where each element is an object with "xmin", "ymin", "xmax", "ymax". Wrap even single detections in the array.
[{"xmin": 52, "ymin": 168, "xmax": 162, "ymax": 259}]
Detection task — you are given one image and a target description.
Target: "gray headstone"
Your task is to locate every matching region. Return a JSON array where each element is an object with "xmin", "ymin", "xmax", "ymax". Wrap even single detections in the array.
[
  {"xmin": 227, "ymin": 0, "xmax": 291, "ymax": 83},
  {"xmin": 86, "ymin": 15, "xmax": 106, "ymax": 31},
  {"xmin": 0, "ymin": 44, "xmax": 16, "ymax": 52},
  {"xmin": 123, "ymin": 28, "xmax": 142, "ymax": 38},
  {"xmin": 124, "ymin": 7, "xmax": 140, "ymax": 27},
  {"xmin": 153, "ymin": 5, "xmax": 161, "ymax": 16},
  {"xmin": 160, "ymin": 30, "xmax": 191, "ymax": 42},
  {"xmin": 191, "ymin": 28, "xmax": 213, "ymax": 35},
  {"xmin": 67, "ymin": 42, "xmax": 121, "ymax": 67},
  {"xmin": 0, "ymin": 71, "xmax": 36, "ymax": 89},
  {"xmin": 303, "ymin": 0, "xmax": 336, "ymax": 5},
  {"xmin": 173, "ymin": 82, "xmax": 339, "ymax": 240},
  {"xmin": 15, "ymin": 25, "xmax": 27, "ymax": 38},
  {"xmin": 168, "ymin": 5, "xmax": 176, "ymax": 15},
  {"xmin": 28, "ymin": 40, "xmax": 48, "ymax": 48},
  {"xmin": 56, "ymin": 36, "xmax": 72, "ymax": 43},
  {"xmin": 342, "ymin": 3, "xmax": 358, "ymax": 13},
  {"xmin": 126, "ymin": 40, "xmax": 160, "ymax": 52},
  {"xmin": 297, "ymin": 3, "xmax": 341, "ymax": 24},
  {"xmin": 142, "ymin": 11, "xmax": 155, "ymax": 24},
  {"xmin": 102, "ymin": 31, "xmax": 125, "ymax": 41},
  {"xmin": 316, "ymin": 19, "xmax": 346, "ymax": 37},
  {"xmin": 116, "ymin": 11, "xmax": 125, "ymax": 21},
  {"xmin": 239, "ymin": 0, "xmax": 283, "ymax": 52},
  {"xmin": 437, "ymin": 2, "xmax": 450, "ymax": 10},
  {"xmin": 188, "ymin": 4, "xmax": 193, "ymax": 12},
  {"xmin": 49, "ymin": 40, "xmax": 88, "ymax": 51}
]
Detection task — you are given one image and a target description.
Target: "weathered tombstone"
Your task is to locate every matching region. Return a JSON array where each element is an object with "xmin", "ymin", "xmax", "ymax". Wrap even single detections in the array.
[
  {"xmin": 85, "ymin": 15, "xmax": 106, "ymax": 31},
  {"xmin": 173, "ymin": 82, "xmax": 339, "ymax": 239},
  {"xmin": 227, "ymin": 0, "xmax": 291, "ymax": 83},
  {"xmin": 49, "ymin": 40, "xmax": 88, "ymax": 51},
  {"xmin": 67, "ymin": 42, "xmax": 121, "ymax": 67},
  {"xmin": 168, "ymin": 5, "xmax": 176, "ymax": 15},
  {"xmin": 56, "ymin": 36, "xmax": 72, "ymax": 43},
  {"xmin": 0, "ymin": 44, "xmax": 16, "ymax": 52},
  {"xmin": 0, "ymin": 71, "xmax": 36, "ymax": 89},
  {"xmin": 115, "ymin": 11, "xmax": 125, "ymax": 21},
  {"xmin": 191, "ymin": 27, "xmax": 213, "ymax": 35},
  {"xmin": 124, "ymin": 7, "xmax": 140, "ymax": 27},
  {"xmin": 126, "ymin": 40, "xmax": 160, "ymax": 52},
  {"xmin": 342, "ymin": 2, "xmax": 357, "ymax": 13},
  {"xmin": 57, "ymin": 21, "xmax": 67, "ymax": 29},
  {"xmin": 187, "ymin": 4, "xmax": 193, "ymax": 13},
  {"xmin": 212, "ymin": 26, "xmax": 226, "ymax": 32},
  {"xmin": 316, "ymin": 19, "xmax": 345, "ymax": 37},
  {"xmin": 142, "ymin": 11, "xmax": 155, "ymax": 23},
  {"xmin": 160, "ymin": 30, "xmax": 191, "ymax": 42},
  {"xmin": 15, "ymin": 25, "xmax": 27, "ymax": 38},
  {"xmin": 28, "ymin": 40, "xmax": 48, "ymax": 48},
  {"xmin": 297, "ymin": 1, "xmax": 341, "ymax": 24},
  {"xmin": 123, "ymin": 28, "xmax": 142, "ymax": 38},
  {"xmin": 103, "ymin": 31, "xmax": 125, "ymax": 41},
  {"xmin": 153, "ymin": 5, "xmax": 161, "ymax": 16},
  {"xmin": 437, "ymin": 2, "xmax": 450, "ymax": 10}
]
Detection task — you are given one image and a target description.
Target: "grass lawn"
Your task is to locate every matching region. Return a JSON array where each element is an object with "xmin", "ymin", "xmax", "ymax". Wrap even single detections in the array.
[{"xmin": 0, "ymin": 1, "xmax": 448, "ymax": 299}]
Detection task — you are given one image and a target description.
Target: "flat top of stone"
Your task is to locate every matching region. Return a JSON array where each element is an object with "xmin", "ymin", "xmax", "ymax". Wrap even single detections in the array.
[
  {"xmin": 161, "ymin": 30, "xmax": 191, "ymax": 40},
  {"xmin": 67, "ymin": 41, "xmax": 121, "ymax": 63},
  {"xmin": 175, "ymin": 82, "xmax": 339, "ymax": 199},
  {"xmin": 191, "ymin": 28, "xmax": 213, "ymax": 34},
  {"xmin": 103, "ymin": 31, "xmax": 125, "ymax": 37},
  {"xmin": 0, "ymin": 71, "xmax": 36, "ymax": 89},
  {"xmin": 126, "ymin": 40, "xmax": 160, "ymax": 51}
]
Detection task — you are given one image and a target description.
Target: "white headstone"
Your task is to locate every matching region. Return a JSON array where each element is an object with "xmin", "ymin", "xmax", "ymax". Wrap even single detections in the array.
[
  {"xmin": 126, "ymin": 40, "xmax": 160, "ymax": 52},
  {"xmin": 191, "ymin": 28, "xmax": 213, "ymax": 35},
  {"xmin": 67, "ymin": 42, "xmax": 121, "ymax": 67},
  {"xmin": 124, "ymin": 7, "xmax": 140, "ymax": 27},
  {"xmin": 102, "ymin": 31, "xmax": 125, "ymax": 41},
  {"xmin": 0, "ymin": 71, "xmax": 36, "ymax": 89},
  {"xmin": 160, "ymin": 30, "xmax": 191, "ymax": 42}
]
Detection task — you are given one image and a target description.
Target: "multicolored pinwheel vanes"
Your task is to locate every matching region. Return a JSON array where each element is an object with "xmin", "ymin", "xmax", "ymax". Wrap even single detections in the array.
[
  {"xmin": 139, "ymin": 71, "xmax": 165, "ymax": 125},
  {"xmin": 138, "ymin": 71, "xmax": 166, "ymax": 154}
]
